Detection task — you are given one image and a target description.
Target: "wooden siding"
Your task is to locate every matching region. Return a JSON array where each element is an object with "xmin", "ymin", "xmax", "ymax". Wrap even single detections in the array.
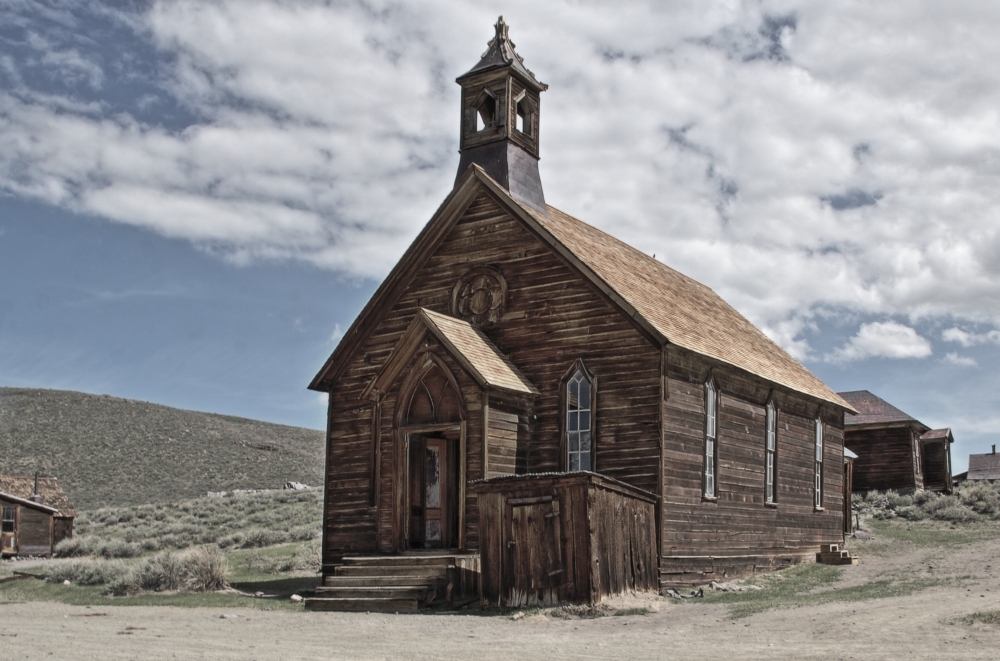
[
  {"xmin": 660, "ymin": 346, "xmax": 845, "ymax": 586},
  {"xmin": 921, "ymin": 440, "xmax": 951, "ymax": 493},
  {"xmin": 321, "ymin": 191, "xmax": 661, "ymax": 565},
  {"xmin": 845, "ymin": 426, "xmax": 920, "ymax": 493},
  {"xmin": 487, "ymin": 407, "xmax": 520, "ymax": 477},
  {"xmin": 475, "ymin": 472, "xmax": 657, "ymax": 607}
]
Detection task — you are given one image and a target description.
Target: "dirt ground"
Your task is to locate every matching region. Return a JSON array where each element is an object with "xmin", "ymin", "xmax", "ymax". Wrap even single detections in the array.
[{"xmin": 3, "ymin": 532, "xmax": 1000, "ymax": 661}]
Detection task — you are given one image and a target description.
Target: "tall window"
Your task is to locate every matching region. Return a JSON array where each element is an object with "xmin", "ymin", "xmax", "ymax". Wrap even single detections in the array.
[
  {"xmin": 704, "ymin": 379, "xmax": 718, "ymax": 498},
  {"xmin": 765, "ymin": 400, "xmax": 777, "ymax": 504},
  {"xmin": 567, "ymin": 370, "xmax": 593, "ymax": 471},
  {"xmin": 814, "ymin": 417, "xmax": 824, "ymax": 509}
]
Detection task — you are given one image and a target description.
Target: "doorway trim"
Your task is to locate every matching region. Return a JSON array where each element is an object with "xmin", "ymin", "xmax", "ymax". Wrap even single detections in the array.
[{"xmin": 397, "ymin": 421, "xmax": 467, "ymax": 551}]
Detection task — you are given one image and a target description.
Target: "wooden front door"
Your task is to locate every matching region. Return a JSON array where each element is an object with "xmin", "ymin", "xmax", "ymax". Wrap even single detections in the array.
[
  {"xmin": 506, "ymin": 498, "xmax": 564, "ymax": 605},
  {"xmin": 408, "ymin": 436, "xmax": 456, "ymax": 549}
]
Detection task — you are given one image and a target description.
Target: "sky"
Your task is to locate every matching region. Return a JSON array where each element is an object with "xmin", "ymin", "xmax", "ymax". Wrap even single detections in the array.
[{"xmin": 2, "ymin": 1, "xmax": 1000, "ymax": 471}]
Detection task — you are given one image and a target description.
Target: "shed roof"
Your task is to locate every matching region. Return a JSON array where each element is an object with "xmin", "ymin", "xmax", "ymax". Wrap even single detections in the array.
[
  {"xmin": 838, "ymin": 390, "xmax": 926, "ymax": 430},
  {"xmin": 968, "ymin": 451, "xmax": 1000, "ymax": 481},
  {"xmin": 0, "ymin": 476, "xmax": 76, "ymax": 517},
  {"xmin": 0, "ymin": 491, "xmax": 59, "ymax": 514},
  {"xmin": 921, "ymin": 428, "xmax": 953, "ymax": 442}
]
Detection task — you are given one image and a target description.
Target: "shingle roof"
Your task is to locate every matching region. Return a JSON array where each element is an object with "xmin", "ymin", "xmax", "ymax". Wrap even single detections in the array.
[
  {"xmin": 364, "ymin": 308, "xmax": 538, "ymax": 398},
  {"xmin": 968, "ymin": 451, "xmax": 1000, "ymax": 481},
  {"xmin": 0, "ymin": 476, "xmax": 76, "ymax": 517},
  {"xmin": 521, "ymin": 204, "xmax": 852, "ymax": 410},
  {"xmin": 838, "ymin": 390, "xmax": 926, "ymax": 429},
  {"xmin": 420, "ymin": 309, "xmax": 538, "ymax": 395}
]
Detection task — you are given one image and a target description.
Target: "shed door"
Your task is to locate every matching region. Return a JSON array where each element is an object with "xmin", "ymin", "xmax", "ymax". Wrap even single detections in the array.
[
  {"xmin": 1, "ymin": 506, "xmax": 16, "ymax": 554},
  {"xmin": 507, "ymin": 499, "xmax": 563, "ymax": 604}
]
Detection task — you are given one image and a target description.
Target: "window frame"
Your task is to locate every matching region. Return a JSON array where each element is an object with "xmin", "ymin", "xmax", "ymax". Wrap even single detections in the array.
[
  {"xmin": 765, "ymin": 398, "xmax": 778, "ymax": 505},
  {"xmin": 703, "ymin": 376, "xmax": 719, "ymax": 500},
  {"xmin": 560, "ymin": 359, "xmax": 597, "ymax": 473},
  {"xmin": 1, "ymin": 506, "xmax": 14, "ymax": 533},
  {"xmin": 814, "ymin": 416, "xmax": 825, "ymax": 510}
]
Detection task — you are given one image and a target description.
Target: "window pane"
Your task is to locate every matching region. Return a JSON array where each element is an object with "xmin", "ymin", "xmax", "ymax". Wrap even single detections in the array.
[
  {"xmin": 580, "ymin": 452, "xmax": 591, "ymax": 471},
  {"xmin": 580, "ymin": 431, "xmax": 591, "ymax": 452},
  {"xmin": 579, "ymin": 379, "xmax": 591, "ymax": 410},
  {"xmin": 568, "ymin": 410, "xmax": 578, "ymax": 432},
  {"xmin": 569, "ymin": 453, "xmax": 580, "ymax": 471},
  {"xmin": 568, "ymin": 377, "xmax": 580, "ymax": 411},
  {"xmin": 580, "ymin": 410, "xmax": 591, "ymax": 432},
  {"xmin": 569, "ymin": 431, "xmax": 579, "ymax": 452}
]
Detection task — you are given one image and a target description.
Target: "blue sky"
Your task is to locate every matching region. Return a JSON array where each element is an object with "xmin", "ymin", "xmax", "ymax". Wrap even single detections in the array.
[{"xmin": 3, "ymin": 1, "xmax": 1000, "ymax": 470}]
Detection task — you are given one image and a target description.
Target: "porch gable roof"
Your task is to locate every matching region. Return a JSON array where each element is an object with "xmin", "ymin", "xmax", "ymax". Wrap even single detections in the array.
[{"xmin": 363, "ymin": 308, "xmax": 538, "ymax": 399}]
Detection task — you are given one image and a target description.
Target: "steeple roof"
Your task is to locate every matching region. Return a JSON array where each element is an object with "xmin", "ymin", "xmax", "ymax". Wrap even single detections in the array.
[{"xmin": 458, "ymin": 16, "xmax": 547, "ymax": 90}]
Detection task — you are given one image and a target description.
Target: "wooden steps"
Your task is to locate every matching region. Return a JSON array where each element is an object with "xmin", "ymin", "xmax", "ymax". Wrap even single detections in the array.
[
  {"xmin": 304, "ymin": 554, "xmax": 478, "ymax": 613},
  {"xmin": 816, "ymin": 543, "xmax": 859, "ymax": 566}
]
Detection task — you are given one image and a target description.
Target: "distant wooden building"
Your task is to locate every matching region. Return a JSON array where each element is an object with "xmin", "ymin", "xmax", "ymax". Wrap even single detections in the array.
[
  {"xmin": 0, "ymin": 475, "xmax": 76, "ymax": 557},
  {"xmin": 307, "ymin": 18, "xmax": 854, "ymax": 611},
  {"xmin": 838, "ymin": 391, "xmax": 952, "ymax": 494},
  {"xmin": 967, "ymin": 445, "xmax": 1000, "ymax": 481}
]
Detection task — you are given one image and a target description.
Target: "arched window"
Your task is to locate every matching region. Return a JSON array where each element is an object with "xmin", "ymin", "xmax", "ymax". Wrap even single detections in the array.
[
  {"xmin": 765, "ymin": 400, "xmax": 777, "ymax": 504},
  {"xmin": 563, "ymin": 361, "xmax": 595, "ymax": 472},
  {"xmin": 814, "ymin": 417, "xmax": 824, "ymax": 509},
  {"xmin": 704, "ymin": 378, "xmax": 718, "ymax": 498}
]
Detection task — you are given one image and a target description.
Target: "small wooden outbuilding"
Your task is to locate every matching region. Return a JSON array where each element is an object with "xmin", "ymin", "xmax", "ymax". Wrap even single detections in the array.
[
  {"xmin": 0, "ymin": 475, "xmax": 76, "ymax": 557},
  {"xmin": 838, "ymin": 391, "xmax": 953, "ymax": 494}
]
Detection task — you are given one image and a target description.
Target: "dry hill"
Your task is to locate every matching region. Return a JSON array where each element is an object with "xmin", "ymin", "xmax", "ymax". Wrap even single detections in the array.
[{"xmin": 0, "ymin": 387, "xmax": 325, "ymax": 510}]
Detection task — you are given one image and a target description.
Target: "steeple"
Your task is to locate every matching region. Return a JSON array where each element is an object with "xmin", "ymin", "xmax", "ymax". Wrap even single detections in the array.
[{"xmin": 455, "ymin": 17, "xmax": 549, "ymax": 214}]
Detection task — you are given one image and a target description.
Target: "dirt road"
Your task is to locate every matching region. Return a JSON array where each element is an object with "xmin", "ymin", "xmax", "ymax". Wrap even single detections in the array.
[{"xmin": 3, "ymin": 529, "xmax": 1000, "ymax": 660}]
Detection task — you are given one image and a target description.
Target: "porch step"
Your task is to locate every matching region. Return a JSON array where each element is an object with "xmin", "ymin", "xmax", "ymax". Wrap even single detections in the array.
[
  {"xmin": 314, "ymin": 586, "xmax": 433, "ymax": 600},
  {"xmin": 817, "ymin": 544, "xmax": 859, "ymax": 566},
  {"xmin": 307, "ymin": 554, "xmax": 479, "ymax": 612},
  {"xmin": 341, "ymin": 555, "xmax": 459, "ymax": 566},
  {"xmin": 323, "ymin": 575, "xmax": 440, "ymax": 588},
  {"xmin": 303, "ymin": 596, "xmax": 421, "ymax": 613},
  {"xmin": 333, "ymin": 564, "xmax": 454, "ymax": 577}
]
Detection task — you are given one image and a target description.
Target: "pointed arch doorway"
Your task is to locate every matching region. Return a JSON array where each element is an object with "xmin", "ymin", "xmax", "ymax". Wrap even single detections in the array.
[{"xmin": 396, "ymin": 354, "xmax": 467, "ymax": 551}]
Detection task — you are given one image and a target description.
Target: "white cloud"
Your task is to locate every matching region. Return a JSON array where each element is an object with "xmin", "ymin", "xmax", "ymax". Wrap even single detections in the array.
[
  {"xmin": 942, "ymin": 327, "xmax": 1000, "ymax": 347},
  {"xmin": 328, "ymin": 324, "xmax": 344, "ymax": 347},
  {"xmin": 828, "ymin": 321, "xmax": 933, "ymax": 362},
  {"xmin": 5, "ymin": 1, "xmax": 1000, "ymax": 356},
  {"xmin": 944, "ymin": 352, "xmax": 978, "ymax": 367}
]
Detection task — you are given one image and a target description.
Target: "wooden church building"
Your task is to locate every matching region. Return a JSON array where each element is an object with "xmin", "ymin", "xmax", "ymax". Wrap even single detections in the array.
[{"xmin": 307, "ymin": 18, "xmax": 855, "ymax": 611}]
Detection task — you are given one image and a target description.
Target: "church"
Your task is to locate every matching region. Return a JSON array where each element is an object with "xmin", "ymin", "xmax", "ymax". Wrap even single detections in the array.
[{"xmin": 307, "ymin": 18, "xmax": 854, "ymax": 611}]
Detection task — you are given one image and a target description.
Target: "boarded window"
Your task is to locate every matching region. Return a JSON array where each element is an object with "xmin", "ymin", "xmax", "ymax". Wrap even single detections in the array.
[
  {"xmin": 567, "ymin": 370, "xmax": 593, "ymax": 471},
  {"xmin": 814, "ymin": 417, "xmax": 824, "ymax": 508},
  {"xmin": 704, "ymin": 380, "xmax": 717, "ymax": 498},
  {"xmin": 765, "ymin": 400, "xmax": 777, "ymax": 503}
]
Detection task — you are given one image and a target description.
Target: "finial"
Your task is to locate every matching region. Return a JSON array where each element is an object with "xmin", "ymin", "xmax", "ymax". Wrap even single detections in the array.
[{"xmin": 495, "ymin": 16, "xmax": 509, "ymax": 42}]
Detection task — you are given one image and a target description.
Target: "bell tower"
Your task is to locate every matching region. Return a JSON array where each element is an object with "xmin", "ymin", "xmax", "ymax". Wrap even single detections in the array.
[{"xmin": 455, "ymin": 17, "xmax": 549, "ymax": 214}]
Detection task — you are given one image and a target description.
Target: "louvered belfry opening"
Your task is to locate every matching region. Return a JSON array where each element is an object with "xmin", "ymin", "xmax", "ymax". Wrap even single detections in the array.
[{"xmin": 455, "ymin": 16, "xmax": 549, "ymax": 215}]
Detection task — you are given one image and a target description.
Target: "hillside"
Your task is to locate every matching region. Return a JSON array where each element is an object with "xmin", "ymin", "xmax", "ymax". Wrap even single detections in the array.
[{"xmin": 0, "ymin": 387, "xmax": 325, "ymax": 510}]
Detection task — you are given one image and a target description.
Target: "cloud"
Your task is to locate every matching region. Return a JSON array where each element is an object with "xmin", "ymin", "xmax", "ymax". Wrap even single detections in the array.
[
  {"xmin": 942, "ymin": 327, "xmax": 1000, "ymax": 347},
  {"xmin": 828, "ymin": 321, "xmax": 933, "ymax": 362},
  {"xmin": 328, "ymin": 324, "xmax": 344, "ymax": 347},
  {"xmin": 4, "ymin": 1, "xmax": 1000, "ymax": 358},
  {"xmin": 943, "ymin": 352, "xmax": 978, "ymax": 367}
]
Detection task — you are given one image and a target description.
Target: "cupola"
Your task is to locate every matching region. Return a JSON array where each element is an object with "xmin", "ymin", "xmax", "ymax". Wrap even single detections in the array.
[{"xmin": 455, "ymin": 17, "xmax": 548, "ymax": 214}]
